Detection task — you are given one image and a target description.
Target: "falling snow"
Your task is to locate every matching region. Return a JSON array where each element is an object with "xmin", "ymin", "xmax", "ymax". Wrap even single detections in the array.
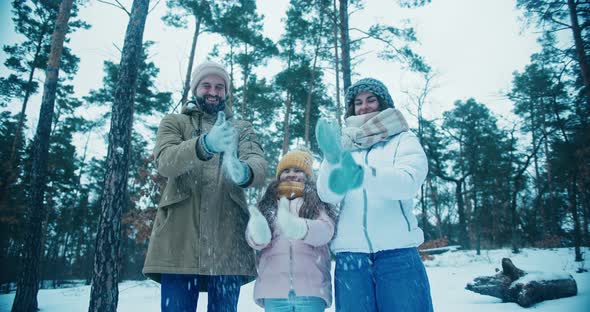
[{"xmin": 0, "ymin": 248, "xmax": 588, "ymax": 311}]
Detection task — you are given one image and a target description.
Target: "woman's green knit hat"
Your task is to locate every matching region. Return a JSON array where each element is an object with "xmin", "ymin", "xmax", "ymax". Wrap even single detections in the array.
[{"xmin": 345, "ymin": 78, "xmax": 395, "ymax": 109}]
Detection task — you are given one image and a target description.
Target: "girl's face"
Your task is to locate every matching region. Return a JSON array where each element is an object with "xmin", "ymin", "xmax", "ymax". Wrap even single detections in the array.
[
  {"xmin": 279, "ymin": 167, "xmax": 307, "ymax": 183},
  {"xmin": 354, "ymin": 91, "xmax": 381, "ymax": 115}
]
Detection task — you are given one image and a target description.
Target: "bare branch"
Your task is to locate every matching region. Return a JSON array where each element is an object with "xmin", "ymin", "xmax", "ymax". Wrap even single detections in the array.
[
  {"xmin": 112, "ymin": 43, "xmax": 122, "ymax": 54},
  {"xmin": 97, "ymin": 0, "xmax": 131, "ymax": 16},
  {"xmin": 148, "ymin": 0, "xmax": 162, "ymax": 15}
]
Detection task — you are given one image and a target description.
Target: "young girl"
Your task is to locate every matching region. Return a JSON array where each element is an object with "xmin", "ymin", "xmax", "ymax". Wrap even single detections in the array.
[
  {"xmin": 245, "ymin": 149, "xmax": 337, "ymax": 311},
  {"xmin": 316, "ymin": 78, "xmax": 434, "ymax": 312}
]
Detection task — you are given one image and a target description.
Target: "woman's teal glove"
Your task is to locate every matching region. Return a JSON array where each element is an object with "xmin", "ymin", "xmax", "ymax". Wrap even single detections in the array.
[
  {"xmin": 329, "ymin": 151, "xmax": 364, "ymax": 194},
  {"xmin": 315, "ymin": 118, "xmax": 343, "ymax": 164},
  {"xmin": 316, "ymin": 118, "xmax": 364, "ymax": 194}
]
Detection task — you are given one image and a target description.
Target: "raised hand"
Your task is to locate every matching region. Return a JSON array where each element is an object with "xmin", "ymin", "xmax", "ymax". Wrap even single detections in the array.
[
  {"xmin": 276, "ymin": 197, "xmax": 308, "ymax": 240},
  {"xmin": 315, "ymin": 118, "xmax": 343, "ymax": 164},
  {"xmin": 329, "ymin": 151, "xmax": 364, "ymax": 195},
  {"xmin": 224, "ymin": 154, "xmax": 250, "ymax": 185},
  {"xmin": 204, "ymin": 112, "xmax": 234, "ymax": 153},
  {"xmin": 247, "ymin": 206, "xmax": 271, "ymax": 245}
]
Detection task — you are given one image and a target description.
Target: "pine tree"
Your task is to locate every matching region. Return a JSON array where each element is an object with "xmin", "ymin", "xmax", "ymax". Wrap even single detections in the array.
[
  {"xmin": 0, "ymin": 0, "xmax": 88, "ymax": 219},
  {"xmin": 212, "ymin": 0, "xmax": 277, "ymax": 118},
  {"xmin": 162, "ymin": 0, "xmax": 213, "ymax": 106},
  {"xmin": 88, "ymin": 0, "xmax": 150, "ymax": 310},
  {"xmin": 517, "ymin": 0, "xmax": 590, "ymax": 111},
  {"xmin": 12, "ymin": 0, "xmax": 76, "ymax": 310}
]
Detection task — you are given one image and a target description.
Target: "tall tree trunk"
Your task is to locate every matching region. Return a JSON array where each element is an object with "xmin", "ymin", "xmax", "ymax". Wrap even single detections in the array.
[
  {"xmin": 567, "ymin": 0, "xmax": 590, "ymax": 111},
  {"xmin": 511, "ymin": 177, "xmax": 521, "ymax": 254},
  {"xmin": 228, "ymin": 42, "xmax": 235, "ymax": 112},
  {"xmin": 339, "ymin": 0, "xmax": 351, "ymax": 91},
  {"xmin": 180, "ymin": 15, "xmax": 203, "ymax": 105},
  {"xmin": 530, "ymin": 103, "xmax": 544, "ymax": 238},
  {"xmin": 420, "ymin": 184, "xmax": 428, "ymax": 240},
  {"xmin": 570, "ymin": 172, "xmax": 583, "ymax": 262},
  {"xmin": 11, "ymin": 1, "xmax": 74, "ymax": 311},
  {"xmin": 332, "ymin": 0, "xmax": 342, "ymax": 126},
  {"xmin": 581, "ymin": 184, "xmax": 590, "ymax": 245},
  {"xmin": 304, "ymin": 2, "xmax": 325, "ymax": 146},
  {"xmin": 428, "ymin": 177, "xmax": 443, "ymax": 239},
  {"xmin": 282, "ymin": 95, "xmax": 292, "ymax": 155},
  {"xmin": 455, "ymin": 179, "xmax": 469, "ymax": 249},
  {"xmin": 542, "ymin": 108, "xmax": 553, "ymax": 236},
  {"xmin": 0, "ymin": 33, "xmax": 46, "ymax": 211},
  {"xmin": 241, "ymin": 43, "xmax": 249, "ymax": 119},
  {"xmin": 88, "ymin": 1, "xmax": 149, "ymax": 311},
  {"xmin": 474, "ymin": 185, "xmax": 480, "ymax": 255}
]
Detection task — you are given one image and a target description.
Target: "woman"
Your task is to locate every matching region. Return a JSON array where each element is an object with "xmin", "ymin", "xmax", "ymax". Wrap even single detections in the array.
[
  {"xmin": 246, "ymin": 149, "xmax": 337, "ymax": 311},
  {"xmin": 316, "ymin": 78, "xmax": 434, "ymax": 312}
]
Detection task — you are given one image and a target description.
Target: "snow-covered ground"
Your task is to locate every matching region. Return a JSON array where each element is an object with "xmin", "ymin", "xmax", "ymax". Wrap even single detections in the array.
[{"xmin": 2, "ymin": 247, "xmax": 589, "ymax": 311}]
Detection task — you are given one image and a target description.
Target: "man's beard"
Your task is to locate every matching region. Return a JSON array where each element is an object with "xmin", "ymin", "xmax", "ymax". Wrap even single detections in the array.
[{"xmin": 196, "ymin": 95, "xmax": 226, "ymax": 115}]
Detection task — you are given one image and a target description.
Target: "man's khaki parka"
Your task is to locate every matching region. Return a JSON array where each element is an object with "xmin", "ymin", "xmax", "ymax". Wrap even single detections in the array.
[{"xmin": 143, "ymin": 105, "xmax": 267, "ymax": 290}]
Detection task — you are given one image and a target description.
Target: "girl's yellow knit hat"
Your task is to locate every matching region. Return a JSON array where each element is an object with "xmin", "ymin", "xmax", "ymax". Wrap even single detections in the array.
[{"xmin": 276, "ymin": 149, "xmax": 314, "ymax": 179}]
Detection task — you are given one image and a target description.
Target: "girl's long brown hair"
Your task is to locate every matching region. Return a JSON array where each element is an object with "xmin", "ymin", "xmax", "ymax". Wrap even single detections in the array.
[{"xmin": 257, "ymin": 179, "xmax": 338, "ymax": 227}]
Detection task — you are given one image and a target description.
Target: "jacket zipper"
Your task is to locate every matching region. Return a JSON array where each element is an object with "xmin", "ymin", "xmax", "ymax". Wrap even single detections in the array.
[
  {"xmin": 362, "ymin": 148, "xmax": 374, "ymax": 254},
  {"xmin": 289, "ymin": 241, "xmax": 294, "ymax": 294},
  {"xmin": 288, "ymin": 200, "xmax": 295, "ymax": 296},
  {"xmin": 399, "ymin": 200, "xmax": 411, "ymax": 231},
  {"xmin": 194, "ymin": 113, "xmax": 203, "ymax": 270},
  {"xmin": 390, "ymin": 134, "xmax": 411, "ymax": 232}
]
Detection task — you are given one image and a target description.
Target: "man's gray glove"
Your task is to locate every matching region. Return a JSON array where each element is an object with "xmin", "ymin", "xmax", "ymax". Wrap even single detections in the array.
[
  {"xmin": 224, "ymin": 154, "xmax": 250, "ymax": 185},
  {"xmin": 222, "ymin": 129, "xmax": 250, "ymax": 185}
]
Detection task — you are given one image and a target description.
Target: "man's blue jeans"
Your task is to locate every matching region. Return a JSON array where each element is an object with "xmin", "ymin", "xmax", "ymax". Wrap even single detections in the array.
[
  {"xmin": 334, "ymin": 248, "xmax": 433, "ymax": 312},
  {"xmin": 160, "ymin": 273, "xmax": 241, "ymax": 312}
]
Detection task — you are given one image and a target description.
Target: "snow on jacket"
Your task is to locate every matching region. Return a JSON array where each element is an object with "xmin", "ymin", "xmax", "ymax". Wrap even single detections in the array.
[
  {"xmin": 246, "ymin": 197, "xmax": 335, "ymax": 308},
  {"xmin": 317, "ymin": 130, "xmax": 428, "ymax": 254}
]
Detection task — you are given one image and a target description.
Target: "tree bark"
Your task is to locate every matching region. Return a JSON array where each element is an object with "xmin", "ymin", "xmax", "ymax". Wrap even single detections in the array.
[
  {"xmin": 420, "ymin": 184, "xmax": 428, "ymax": 240},
  {"xmin": 241, "ymin": 43, "xmax": 249, "ymax": 119},
  {"xmin": 88, "ymin": 0, "xmax": 149, "ymax": 311},
  {"xmin": 282, "ymin": 95, "xmax": 292, "ymax": 155},
  {"xmin": 466, "ymin": 258, "xmax": 578, "ymax": 308},
  {"xmin": 455, "ymin": 179, "xmax": 469, "ymax": 249},
  {"xmin": 332, "ymin": 0, "xmax": 342, "ymax": 126},
  {"xmin": 567, "ymin": 0, "xmax": 590, "ymax": 111},
  {"xmin": 428, "ymin": 177, "xmax": 443, "ymax": 239},
  {"xmin": 582, "ymin": 184, "xmax": 590, "ymax": 246},
  {"xmin": 511, "ymin": 176, "xmax": 521, "ymax": 254},
  {"xmin": 570, "ymin": 172, "xmax": 583, "ymax": 262},
  {"xmin": 339, "ymin": 0, "xmax": 351, "ymax": 91},
  {"xmin": 228, "ymin": 42, "xmax": 235, "ymax": 112},
  {"xmin": 304, "ymin": 2, "xmax": 325, "ymax": 146},
  {"xmin": 11, "ymin": 1, "xmax": 74, "ymax": 311},
  {"xmin": 180, "ymin": 15, "xmax": 203, "ymax": 105}
]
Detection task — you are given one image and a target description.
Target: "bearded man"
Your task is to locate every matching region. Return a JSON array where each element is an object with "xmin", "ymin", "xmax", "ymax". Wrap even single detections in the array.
[{"xmin": 143, "ymin": 61, "xmax": 267, "ymax": 312}]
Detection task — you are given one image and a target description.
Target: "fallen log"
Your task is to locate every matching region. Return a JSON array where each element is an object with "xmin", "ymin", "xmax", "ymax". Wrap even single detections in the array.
[
  {"xmin": 465, "ymin": 258, "xmax": 577, "ymax": 307},
  {"xmin": 419, "ymin": 245, "xmax": 461, "ymax": 255}
]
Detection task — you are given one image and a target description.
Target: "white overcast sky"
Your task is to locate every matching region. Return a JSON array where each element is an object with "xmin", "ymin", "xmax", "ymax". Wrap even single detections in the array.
[{"xmin": 0, "ymin": 0, "xmax": 549, "ymax": 158}]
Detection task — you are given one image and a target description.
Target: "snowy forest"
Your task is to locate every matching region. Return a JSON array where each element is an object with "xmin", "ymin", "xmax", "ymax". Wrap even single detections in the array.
[{"xmin": 0, "ymin": 0, "xmax": 589, "ymax": 311}]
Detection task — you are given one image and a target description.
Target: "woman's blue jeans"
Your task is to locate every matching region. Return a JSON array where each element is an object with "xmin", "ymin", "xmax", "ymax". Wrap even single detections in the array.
[
  {"xmin": 334, "ymin": 248, "xmax": 434, "ymax": 312},
  {"xmin": 160, "ymin": 273, "xmax": 241, "ymax": 312}
]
